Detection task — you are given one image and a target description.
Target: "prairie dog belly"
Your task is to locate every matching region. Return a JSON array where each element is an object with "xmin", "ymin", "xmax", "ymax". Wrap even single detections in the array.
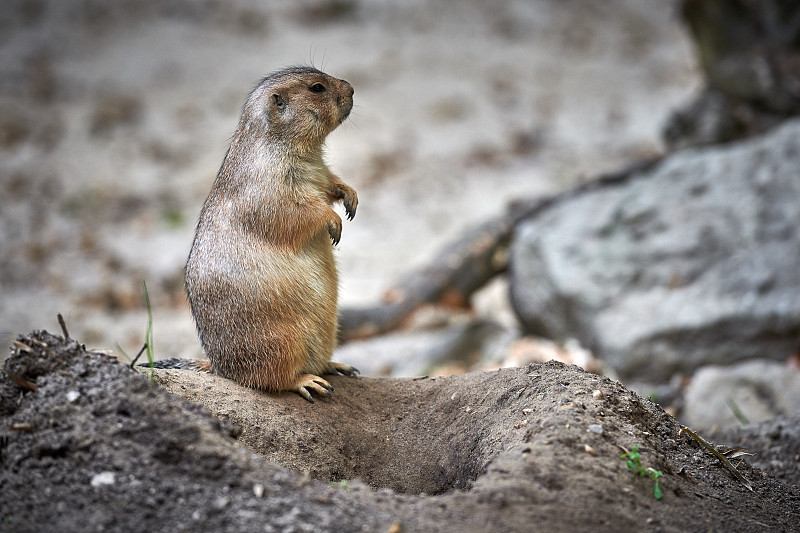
[{"xmin": 249, "ymin": 233, "xmax": 339, "ymax": 374}]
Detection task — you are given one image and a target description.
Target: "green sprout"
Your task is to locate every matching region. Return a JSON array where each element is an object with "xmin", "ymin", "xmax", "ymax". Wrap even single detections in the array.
[
  {"xmin": 620, "ymin": 444, "xmax": 663, "ymax": 500},
  {"xmin": 118, "ymin": 280, "xmax": 156, "ymax": 384},
  {"xmin": 142, "ymin": 280, "xmax": 155, "ymax": 367}
]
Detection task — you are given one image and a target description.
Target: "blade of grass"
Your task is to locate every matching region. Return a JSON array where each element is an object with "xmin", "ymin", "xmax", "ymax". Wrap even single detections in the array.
[
  {"xmin": 143, "ymin": 280, "xmax": 154, "ymax": 365},
  {"xmin": 679, "ymin": 426, "xmax": 753, "ymax": 491},
  {"xmin": 725, "ymin": 397, "xmax": 750, "ymax": 425},
  {"xmin": 115, "ymin": 342, "xmax": 131, "ymax": 364},
  {"xmin": 142, "ymin": 280, "xmax": 155, "ymax": 383}
]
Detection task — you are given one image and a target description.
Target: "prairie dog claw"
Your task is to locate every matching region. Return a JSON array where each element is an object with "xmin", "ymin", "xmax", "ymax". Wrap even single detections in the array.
[
  {"xmin": 328, "ymin": 215, "xmax": 342, "ymax": 246},
  {"xmin": 294, "ymin": 374, "xmax": 334, "ymax": 403},
  {"xmin": 330, "ymin": 183, "xmax": 358, "ymax": 221},
  {"xmin": 328, "ymin": 361, "xmax": 360, "ymax": 376}
]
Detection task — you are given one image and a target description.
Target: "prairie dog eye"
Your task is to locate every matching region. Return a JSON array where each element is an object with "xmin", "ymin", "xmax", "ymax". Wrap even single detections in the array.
[{"xmin": 309, "ymin": 83, "xmax": 326, "ymax": 93}]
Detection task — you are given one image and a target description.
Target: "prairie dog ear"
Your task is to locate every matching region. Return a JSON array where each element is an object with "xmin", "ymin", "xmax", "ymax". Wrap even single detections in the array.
[{"xmin": 272, "ymin": 92, "xmax": 286, "ymax": 110}]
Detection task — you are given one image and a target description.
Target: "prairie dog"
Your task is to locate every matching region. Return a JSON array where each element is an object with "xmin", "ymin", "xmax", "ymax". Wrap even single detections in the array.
[{"xmin": 184, "ymin": 66, "xmax": 359, "ymax": 402}]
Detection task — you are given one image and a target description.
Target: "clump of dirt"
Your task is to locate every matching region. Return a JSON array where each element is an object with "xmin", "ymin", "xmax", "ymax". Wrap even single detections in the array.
[
  {"xmin": 2, "ymin": 330, "xmax": 799, "ymax": 532},
  {"xmin": 0, "ymin": 330, "xmax": 398, "ymax": 532}
]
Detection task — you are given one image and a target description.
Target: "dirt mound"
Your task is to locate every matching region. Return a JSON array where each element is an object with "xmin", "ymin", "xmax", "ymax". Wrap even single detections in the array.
[{"xmin": 2, "ymin": 330, "xmax": 799, "ymax": 532}]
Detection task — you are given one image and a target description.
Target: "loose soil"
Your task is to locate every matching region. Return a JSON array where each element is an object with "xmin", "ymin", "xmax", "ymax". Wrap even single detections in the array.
[{"xmin": 2, "ymin": 330, "xmax": 798, "ymax": 532}]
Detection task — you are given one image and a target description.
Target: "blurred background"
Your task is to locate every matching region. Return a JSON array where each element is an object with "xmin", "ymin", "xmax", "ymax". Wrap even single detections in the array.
[{"xmin": 0, "ymin": 1, "xmax": 700, "ymax": 365}]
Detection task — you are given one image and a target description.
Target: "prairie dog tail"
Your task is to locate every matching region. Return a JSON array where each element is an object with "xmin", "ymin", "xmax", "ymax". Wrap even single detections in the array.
[{"xmin": 138, "ymin": 358, "xmax": 212, "ymax": 372}]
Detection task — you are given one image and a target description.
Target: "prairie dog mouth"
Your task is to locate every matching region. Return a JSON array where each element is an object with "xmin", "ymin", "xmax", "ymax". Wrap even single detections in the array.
[{"xmin": 339, "ymin": 99, "xmax": 353, "ymax": 122}]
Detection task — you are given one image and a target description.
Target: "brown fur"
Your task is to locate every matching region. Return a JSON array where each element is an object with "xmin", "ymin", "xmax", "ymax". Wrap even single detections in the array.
[{"xmin": 185, "ymin": 66, "xmax": 359, "ymax": 402}]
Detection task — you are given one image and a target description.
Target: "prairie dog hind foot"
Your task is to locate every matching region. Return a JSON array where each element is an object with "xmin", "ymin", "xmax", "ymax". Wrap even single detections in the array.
[{"xmin": 293, "ymin": 362, "xmax": 360, "ymax": 402}]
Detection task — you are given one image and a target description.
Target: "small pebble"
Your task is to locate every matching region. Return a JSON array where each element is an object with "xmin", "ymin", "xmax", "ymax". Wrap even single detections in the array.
[
  {"xmin": 90, "ymin": 472, "xmax": 116, "ymax": 487},
  {"xmin": 588, "ymin": 424, "xmax": 603, "ymax": 435},
  {"xmin": 592, "ymin": 389, "xmax": 603, "ymax": 399},
  {"xmin": 212, "ymin": 496, "xmax": 229, "ymax": 511}
]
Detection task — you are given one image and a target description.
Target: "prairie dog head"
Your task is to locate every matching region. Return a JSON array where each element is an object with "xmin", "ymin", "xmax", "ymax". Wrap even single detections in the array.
[{"xmin": 242, "ymin": 66, "xmax": 354, "ymax": 153}]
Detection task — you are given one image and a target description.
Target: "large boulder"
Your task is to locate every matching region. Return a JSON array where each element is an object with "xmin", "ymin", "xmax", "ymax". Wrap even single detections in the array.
[{"xmin": 510, "ymin": 119, "xmax": 800, "ymax": 381}]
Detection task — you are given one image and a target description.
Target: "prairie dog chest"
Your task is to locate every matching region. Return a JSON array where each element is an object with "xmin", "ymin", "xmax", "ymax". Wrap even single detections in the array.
[{"xmin": 286, "ymin": 158, "xmax": 332, "ymax": 203}]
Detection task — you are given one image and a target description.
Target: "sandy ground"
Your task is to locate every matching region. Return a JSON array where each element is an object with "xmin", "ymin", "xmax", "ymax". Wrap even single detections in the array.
[
  {"xmin": 4, "ymin": 330, "xmax": 798, "ymax": 532},
  {"xmin": 0, "ymin": 0, "xmax": 699, "ymax": 366}
]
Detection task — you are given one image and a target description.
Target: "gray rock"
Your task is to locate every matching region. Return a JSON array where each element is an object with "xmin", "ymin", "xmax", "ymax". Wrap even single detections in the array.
[
  {"xmin": 510, "ymin": 119, "xmax": 800, "ymax": 380},
  {"xmin": 683, "ymin": 359, "xmax": 800, "ymax": 432}
]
